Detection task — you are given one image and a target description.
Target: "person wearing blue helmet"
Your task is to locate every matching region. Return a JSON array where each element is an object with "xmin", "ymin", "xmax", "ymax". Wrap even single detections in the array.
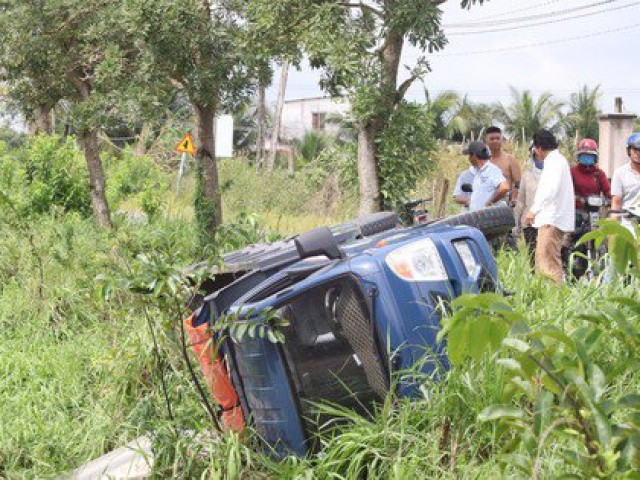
[{"xmin": 611, "ymin": 132, "xmax": 640, "ymax": 225}]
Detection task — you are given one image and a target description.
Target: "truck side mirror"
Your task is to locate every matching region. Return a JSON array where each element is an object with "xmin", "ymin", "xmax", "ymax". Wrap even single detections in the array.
[{"xmin": 295, "ymin": 227, "xmax": 344, "ymax": 260}]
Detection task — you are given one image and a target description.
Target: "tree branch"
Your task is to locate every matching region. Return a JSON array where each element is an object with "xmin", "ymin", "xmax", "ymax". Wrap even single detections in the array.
[
  {"xmin": 341, "ymin": 2, "xmax": 383, "ymax": 18},
  {"xmin": 396, "ymin": 74, "xmax": 418, "ymax": 103}
]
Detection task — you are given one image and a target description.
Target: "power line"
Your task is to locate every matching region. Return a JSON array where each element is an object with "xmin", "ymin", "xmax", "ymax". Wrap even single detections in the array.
[
  {"xmin": 431, "ymin": 22, "xmax": 640, "ymax": 56},
  {"xmin": 446, "ymin": 1, "xmax": 640, "ymax": 36},
  {"xmin": 468, "ymin": 0, "xmax": 563, "ymax": 21},
  {"xmin": 444, "ymin": 0, "xmax": 618, "ymax": 28}
]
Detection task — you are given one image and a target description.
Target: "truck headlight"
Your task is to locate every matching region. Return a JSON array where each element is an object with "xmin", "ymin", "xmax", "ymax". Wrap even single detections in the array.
[
  {"xmin": 453, "ymin": 240, "xmax": 479, "ymax": 276},
  {"xmin": 385, "ymin": 238, "xmax": 448, "ymax": 281}
]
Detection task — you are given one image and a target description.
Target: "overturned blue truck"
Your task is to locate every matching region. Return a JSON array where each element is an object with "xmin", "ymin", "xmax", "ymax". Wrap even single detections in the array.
[{"xmin": 186, "ymin": 206, "xmax": 514, "ymax": 456}]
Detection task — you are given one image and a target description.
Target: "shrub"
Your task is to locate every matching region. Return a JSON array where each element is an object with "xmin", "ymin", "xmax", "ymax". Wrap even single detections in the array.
[
  {"xmin": 0, "ymin": 135, "xmax": 91, "ymax": 216},
  {"xmin": 104, "ymin": 147, "xmax": 169, "ymax": 212}
]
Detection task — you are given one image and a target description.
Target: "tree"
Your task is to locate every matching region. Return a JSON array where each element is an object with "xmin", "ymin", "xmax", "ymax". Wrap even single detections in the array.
[
  {"xmin": 267, "ymin": 62, "xmax": 289, "ymax": 172},
  {"xmin": 449, "ymin": 96, "xmax": 496, "ymax": 141},
  {"xmin": 133, "ymin": 0, "xmax": 257, "ymax": 240},
  {"xmin": 564, "ymin": 85, "xmax": 602, "ymax": 141},
  {"xmin": 495, "ymin": 87, "xmax": 564, "ymax": 143},
  {"xmin": 423, "ymin": 91, "xmax": 495, "ymax": 142},
  {"xmin": 247, "ymin": 0, "xmax": 484, "ymax": 215},
  {"xmin": 425, "ymin": 89, "xmax": 461, "ymax": 140},
  {"xmin": 0, "ymin": 1, "xmax": 167, "ymax": 228}
]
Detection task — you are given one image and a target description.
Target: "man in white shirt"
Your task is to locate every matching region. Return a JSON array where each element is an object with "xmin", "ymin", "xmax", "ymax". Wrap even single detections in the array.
[
  {"xmin": 524, "ymin": 130, "xmax": 575, "ymax": 283},
  {"xmin": 462, "ymin": 141, "xmax": 509, "ymax": 212},
  {"xmin": 452, "ymin": 166, "xmax": 475, "ymax": 210},
  {"xmin": 611, "ymin": 133, "xmax": 640, "ymax": 229}
]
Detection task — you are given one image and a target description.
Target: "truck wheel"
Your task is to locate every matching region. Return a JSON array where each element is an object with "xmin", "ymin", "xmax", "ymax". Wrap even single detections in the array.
[
  {"xmin": 356, "ymin": 211, "xmax": 399, "ymax": 237},
  {"xmin": 429, "ymin": 205, "xmax": 515, "ymax": 239}
]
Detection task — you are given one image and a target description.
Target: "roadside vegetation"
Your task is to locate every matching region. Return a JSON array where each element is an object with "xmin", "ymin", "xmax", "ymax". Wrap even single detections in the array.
[{"xmin": 1, "ymin": 133, "xmax": 639, "ymax": 478}]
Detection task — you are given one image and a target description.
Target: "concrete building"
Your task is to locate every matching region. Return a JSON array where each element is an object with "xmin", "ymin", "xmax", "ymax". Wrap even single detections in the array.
[
  {"xmin": 280, "ymin": 96, "xmax": 350, "ymax": 140},
  {"xmin": 598, "ymin": 98, "xmax": 638, "ymax": 178}
]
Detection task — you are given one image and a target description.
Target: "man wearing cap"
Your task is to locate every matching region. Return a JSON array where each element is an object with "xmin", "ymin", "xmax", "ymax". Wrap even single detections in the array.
[
  {"xmin": 463, "ymin": 141, "xmax": 509, "ymax": 212},
  {"xmin": 524, "ymin": 129, "xmax": 575, "ymax": 284}
]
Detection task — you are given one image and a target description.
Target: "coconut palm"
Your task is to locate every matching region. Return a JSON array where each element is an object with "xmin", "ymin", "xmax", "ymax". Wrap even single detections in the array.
[
  {"xmin": 424, "ymin": 89, "xmax": 461, "ymax": 140},
  {"xmin": 564, "ymin": 85, "xmax": 602, "ymax": 141},
  {"xmin": 325, "ymin": 112, "xmax": 357, "ymax": 144},
  {"xmin": 494, "ymin": 87, "xmax": 564, "ymax": 142},
  {"xmin": 448, "ymin": 96, "xmax": 496, "ymax": 142},
  {"xmin": 233, "ymin": 99, "xmax": 272, "ymax": 153},
  {"xmin": 293, "ymin": 130, "xmax": 331, "ymax": 163}
]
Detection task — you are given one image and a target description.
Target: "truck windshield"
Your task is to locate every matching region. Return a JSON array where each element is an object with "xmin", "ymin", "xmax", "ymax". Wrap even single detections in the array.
[{"xmin": 277, "ymin": 278, "xmax": 389, "ymax": 435}]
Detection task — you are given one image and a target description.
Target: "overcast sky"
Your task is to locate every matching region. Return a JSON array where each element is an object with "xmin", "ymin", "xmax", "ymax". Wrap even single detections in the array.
[{"xmin": 269, "ymin": 0, "xmax": 640, "ymax": 115}]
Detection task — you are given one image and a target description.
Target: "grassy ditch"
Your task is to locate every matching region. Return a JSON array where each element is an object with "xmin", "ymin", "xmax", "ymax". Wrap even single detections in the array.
[{"xmin": 1, "ymin": 138, "xmax": 638, "ymax": 478}]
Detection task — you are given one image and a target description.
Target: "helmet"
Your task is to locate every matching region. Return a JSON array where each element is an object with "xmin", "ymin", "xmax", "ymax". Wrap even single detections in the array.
[
  {"xmin": 628, "ymin": 133, "xmax": 640, "ymax": 152},
  {"xmin": 577, "ymin": 138, "xmax": 598, "ymax": 156}
]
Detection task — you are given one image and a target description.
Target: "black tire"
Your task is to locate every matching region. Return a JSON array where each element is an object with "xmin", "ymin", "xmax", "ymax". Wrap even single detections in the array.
[
  {"xmin": 356, "ymin": 211, "xmax": 399, "ymax": 237},
  {"xmin": 429, "ymin": 205, "xmax": 515, "ymax": 239}
]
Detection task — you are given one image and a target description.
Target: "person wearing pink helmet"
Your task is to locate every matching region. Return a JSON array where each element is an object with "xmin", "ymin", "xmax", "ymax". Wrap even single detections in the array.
[
  {"xmin": 570, "ymin": 138, "xmax": 611, "ymax": 204},
  {"xmin": 565, "ymin": 139, "xmax": 611, "ymax": 278}
]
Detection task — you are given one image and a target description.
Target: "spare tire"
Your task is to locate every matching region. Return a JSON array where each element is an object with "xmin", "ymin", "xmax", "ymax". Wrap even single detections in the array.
[
  {"xmin": 429, "ymin": 205, "xmax": 515, "ymax": 239},
  {"xmin": 356, "ymin": 211, "xmax": 399, "ymax": 237}
]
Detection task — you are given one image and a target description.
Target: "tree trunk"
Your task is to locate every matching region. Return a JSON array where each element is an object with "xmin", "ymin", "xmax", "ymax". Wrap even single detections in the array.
[
  {"xmin": 78, "ymin": 128, "xmax": 112, "ymax": 229},
  {"xmin": 194, "ymin": 103, "xmax": 222, "ymax": 239},
  {"xmin": 267, "ymin": 62, "xmax": 289, "ymax": 172},
  {"xmin": 355, "ymin": 30, "xmax": 405, "ymax": 214},
  {"xmin": 357, "ymin": 124, "xmax": 380, "ymax": 216},
  {"xmin": 28, "ymin": 105, "xmax": 52, "ymax": 135},
  {"xmin": 136, "ymin": 122, "xmax": 151, "ymax": 155},
  {"xmin": 255, "ymin": 82, "xmax": 266, "ymax": 170},
  {"xmin": 66, "ymin": 71, "xmax": 112, "ymax": 228}
]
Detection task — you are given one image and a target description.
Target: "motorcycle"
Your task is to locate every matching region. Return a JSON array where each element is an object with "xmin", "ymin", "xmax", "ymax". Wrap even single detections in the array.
[
  {"xmin": 566, "ymin": 194, "xmax": 610, "ymax": 280},
  {"xmin": 402, "ymin": 197, "xmax": 431, "ymax": 225}
]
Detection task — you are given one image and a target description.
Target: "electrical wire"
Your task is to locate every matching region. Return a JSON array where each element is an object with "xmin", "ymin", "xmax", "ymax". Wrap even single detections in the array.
[
  {"xmin": 444, "ymin": 0, "xmax": 619, "ymax": 28},
  {"xmin": 446, "ymin": 1, "xmax": 640, "ymax": 35},
  {"xmin": 434, "ymin": 22, "xmax": 639, "ymax": 56},
  {"xmin": 468, "ymin": 0, "xmax": 563, "ymax": 21}
]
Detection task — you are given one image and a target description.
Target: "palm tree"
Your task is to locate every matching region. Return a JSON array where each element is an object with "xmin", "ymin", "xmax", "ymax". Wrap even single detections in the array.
[
  {"xmin": 564, "ymin": 85, "xmax": 602, "ymax": 141},
  {"xmin": 448, "ymin": 96, "xmax": 495, "ymax": 142},
  {"xmin": 293, "ymin": 130, "xmax": 331, "ymax": 163},
  {"xmin": 494, "ymin": 87, "xmax": 564, "ymax": 142},
  {"xmin": 233, "ymin": 99, "xmax": 272, "ymax": 153},
  {"xmin": 325, "ymin": 112, "xmax": 357, "ymax": 144},
  {"xmin": 424, "ymin": 89, "xmax": 461, "ymax": 140}
]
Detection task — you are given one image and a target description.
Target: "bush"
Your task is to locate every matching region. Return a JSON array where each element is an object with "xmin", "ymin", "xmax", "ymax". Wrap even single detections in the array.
[
  {"xmin": 104, "ymin": 147, "xmax": 170, "ymax": 213},
  {"xmin": 0, "ymin": 135, "xmax": 91, "ymax": 216}
]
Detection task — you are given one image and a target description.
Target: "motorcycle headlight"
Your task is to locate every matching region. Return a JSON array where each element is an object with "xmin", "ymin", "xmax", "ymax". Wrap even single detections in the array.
[
  {"xmin": 586, "ymin": 195, "xmax": 604, "ymax": 207},
  {"xmin": 453, "ymin": 240, "xmax": 479, "ymax": 276},
  {"xmin": 385, "ymin": 238, "xmax": 448, "ymax": 281}
]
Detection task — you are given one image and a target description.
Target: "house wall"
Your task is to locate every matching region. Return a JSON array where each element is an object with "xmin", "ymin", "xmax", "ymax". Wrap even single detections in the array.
[{"xmin": 280, "ymin": 97, "xmax": 350, "ymax": 140}]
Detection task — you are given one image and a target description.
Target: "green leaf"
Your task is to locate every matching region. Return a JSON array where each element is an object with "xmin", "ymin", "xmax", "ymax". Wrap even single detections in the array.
[
  {"xmin": 534, "ymin": 391, "xmax": 554, "ymax": 438},
  {"xmin": 618, "ymin": 395, "xmax": 640, "ymax": 410},
  {"xmin": 568, "ymin": 372, "xmax": 612, "ymax": 449},
  {"xmin": 502, "ymin": 337, "xmax": 530, "ymax": 353},
  {"xmin": 587, "ymin": 364, "xmax": 606, "ymax": 403},
  {"xmin": 478, "ymin": 405, "xmax": 526, "ymax": 422},
  {"xmin": 496, "ymin": 358, "xmax": 522, "ymax": 373}
]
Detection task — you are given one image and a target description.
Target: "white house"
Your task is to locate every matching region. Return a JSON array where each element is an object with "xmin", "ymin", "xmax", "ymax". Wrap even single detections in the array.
[{"xmin": 280, "ymin": 96, "xmax": 350, "ymax": 140}]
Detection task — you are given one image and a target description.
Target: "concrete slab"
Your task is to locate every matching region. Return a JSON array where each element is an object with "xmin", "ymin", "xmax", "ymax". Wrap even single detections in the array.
[{"xmin": 62, "ymin": 436, "xmax": 153, "ymax": 480}]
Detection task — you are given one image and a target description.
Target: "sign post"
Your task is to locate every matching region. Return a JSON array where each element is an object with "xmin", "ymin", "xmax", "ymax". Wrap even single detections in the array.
[{"xmin": 173, "ymin": 133, "xmax": 196, "ymax": 193}]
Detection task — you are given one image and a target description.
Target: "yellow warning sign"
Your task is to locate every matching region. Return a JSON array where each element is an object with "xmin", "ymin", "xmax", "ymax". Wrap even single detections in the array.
[{"xmin": 174, "ymin": 133, "xmax": 196, "ymax": 154}]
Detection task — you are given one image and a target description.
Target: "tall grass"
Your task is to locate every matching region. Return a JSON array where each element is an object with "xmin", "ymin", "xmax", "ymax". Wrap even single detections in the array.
[{"xmin": 2, "ymin": 138, "xmax": 636, "ymax": 479}]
